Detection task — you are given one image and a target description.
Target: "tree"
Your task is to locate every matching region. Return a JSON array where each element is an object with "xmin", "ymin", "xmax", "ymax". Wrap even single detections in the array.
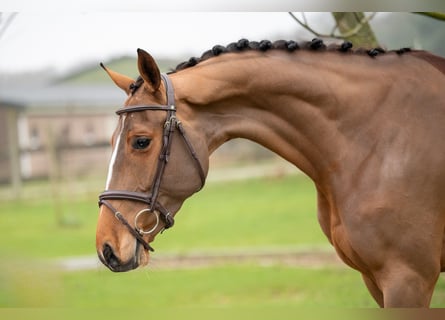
[
  {"xmin": 289, "ymin": 12, "xmax": 445, "ymax": 49},
  {"xmin": 331, "ymin": 12, "xmax": 379, "ymax": 47},
  {"xmin": 414, "ymin": 12, "xmax": 445, "ymax": 21},
  {"xmin": 288, "ymin": 12, "xmax": 379, "ymax": 47}
]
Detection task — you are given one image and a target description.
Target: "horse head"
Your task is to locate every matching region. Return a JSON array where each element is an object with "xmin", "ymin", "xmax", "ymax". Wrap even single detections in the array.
[{"xmin": 96, "ymin": 49, "xmax": 208, "ymax": 272}]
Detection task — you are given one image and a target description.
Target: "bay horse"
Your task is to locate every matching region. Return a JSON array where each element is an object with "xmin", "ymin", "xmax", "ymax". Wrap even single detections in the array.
[{"xmin": 96, "ymin": 39, "xmax": 445, "ymax": 307}]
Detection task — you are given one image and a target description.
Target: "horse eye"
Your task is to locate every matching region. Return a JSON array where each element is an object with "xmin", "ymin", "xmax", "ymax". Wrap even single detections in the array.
[{"xmin": 132, "ymin": 137, "xmax": 151, "ymax": 150}]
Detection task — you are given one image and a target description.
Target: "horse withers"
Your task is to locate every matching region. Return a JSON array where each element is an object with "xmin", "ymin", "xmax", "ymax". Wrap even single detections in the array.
[{"xmin": 96, "ymin": 39, "xmax": 445, "ymax": 307}]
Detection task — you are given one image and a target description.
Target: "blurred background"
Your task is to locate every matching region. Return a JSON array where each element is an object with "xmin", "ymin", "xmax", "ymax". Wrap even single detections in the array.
[{"xmin": 1, "ymin": 12, "xmax": 445, "ymax": 310}]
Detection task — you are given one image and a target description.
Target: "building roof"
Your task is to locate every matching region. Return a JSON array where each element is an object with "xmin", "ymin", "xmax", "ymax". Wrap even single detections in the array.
[
  {"xmin": 0, "ymin": 56, "xmax": 181, "ymax": 113},
  {"xmin": 0, "ymin": 82, "xmax": 126, "ymax": 112}
]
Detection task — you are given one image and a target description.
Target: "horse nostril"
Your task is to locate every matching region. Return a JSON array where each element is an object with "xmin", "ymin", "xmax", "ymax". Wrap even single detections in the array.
[{"xmin": 102, "ymin": 243, "xmax": 121, "ymax": 269}]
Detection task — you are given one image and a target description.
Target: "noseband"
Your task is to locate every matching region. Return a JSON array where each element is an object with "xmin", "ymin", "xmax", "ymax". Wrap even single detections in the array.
[{"xmin": 98, "ymin": 74, "xmax": 206, "ymax": 252}]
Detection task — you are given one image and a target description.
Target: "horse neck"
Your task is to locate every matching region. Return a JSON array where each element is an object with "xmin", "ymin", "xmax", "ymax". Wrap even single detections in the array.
[{"xmin": 173, "ymin": 51, "xmax": 374, "ymax": 183}]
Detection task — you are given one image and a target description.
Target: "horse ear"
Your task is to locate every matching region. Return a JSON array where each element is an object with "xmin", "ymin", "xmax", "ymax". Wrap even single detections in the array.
[
  {"xmin": 100, "ymin": 63, "xmax": 134, "ymax": 95},
  {"xmin": 137, "ymin": 48, "xmax": 161, "ymax": 92}
]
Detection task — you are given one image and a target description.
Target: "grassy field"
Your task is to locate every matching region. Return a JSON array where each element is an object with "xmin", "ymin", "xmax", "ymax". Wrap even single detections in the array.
[
  {"xmin": 1, "ymin": 264, "xmax": 374, "ymax": 307},
  {"xmin": 1, "ymin": 174, "xmax": 445, "ymax": 309},
  {"xmin": 0, "ymin": 174, "xmax": 324, "ymax": 258}
]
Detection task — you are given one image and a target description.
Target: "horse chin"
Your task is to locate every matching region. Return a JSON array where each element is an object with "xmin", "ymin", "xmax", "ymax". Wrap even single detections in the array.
[
  {"xmin": 118, "ymin": 242, "xmax": 150, "ymax": 272},
  {"xmin": 137, "ymin": 245, "xmax": 150, "ymax": 268}
]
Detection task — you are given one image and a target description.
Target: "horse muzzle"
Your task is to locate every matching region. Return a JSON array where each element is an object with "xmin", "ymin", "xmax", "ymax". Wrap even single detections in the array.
[{"xmin": 97, "ymin": 241, "xmax": 148, "ymax": 272}]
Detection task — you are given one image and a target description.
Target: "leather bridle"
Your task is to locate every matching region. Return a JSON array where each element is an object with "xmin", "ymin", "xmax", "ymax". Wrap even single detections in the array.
[{"xmin": 98, "ymin": 74, "xmax": 206, "ymax": 252}]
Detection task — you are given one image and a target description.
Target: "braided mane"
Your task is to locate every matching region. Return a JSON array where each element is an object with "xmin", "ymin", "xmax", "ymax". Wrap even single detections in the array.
[{"xmin": 171, "ymin": 38, "xmax": 411, "ymax": 73}]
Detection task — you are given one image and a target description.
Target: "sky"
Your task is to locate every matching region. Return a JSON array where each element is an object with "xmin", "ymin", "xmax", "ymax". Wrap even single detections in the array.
[
  {"xmin": 1, "ymin": 0, "xmax": 444, "ymax": 75},
  {"xmin": 0, "ymin": 12, "xmax": 320, "ymax": 74}
]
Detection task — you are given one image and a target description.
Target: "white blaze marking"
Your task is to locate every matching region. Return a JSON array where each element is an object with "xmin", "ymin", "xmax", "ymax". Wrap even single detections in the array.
[{"xmin": 105, "ymin": 115, "xmax": 126, "ymax": 190}]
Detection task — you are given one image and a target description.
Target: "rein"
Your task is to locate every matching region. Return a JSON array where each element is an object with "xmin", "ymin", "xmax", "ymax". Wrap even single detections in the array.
[{"xmin": 98, "ymin": 74, "xmax": 205, "ymax": 252}]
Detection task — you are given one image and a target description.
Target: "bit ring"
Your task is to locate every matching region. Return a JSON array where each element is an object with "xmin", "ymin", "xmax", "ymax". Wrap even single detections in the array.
[{"xmin": 134, "ymin": 209, "xmax": 160, "ymax": 235}]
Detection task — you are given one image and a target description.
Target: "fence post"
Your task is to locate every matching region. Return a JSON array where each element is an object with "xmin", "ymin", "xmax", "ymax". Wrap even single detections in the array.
[{"xmin": 7, "ymin": 108, "xmax": 22, "ymax": 198}]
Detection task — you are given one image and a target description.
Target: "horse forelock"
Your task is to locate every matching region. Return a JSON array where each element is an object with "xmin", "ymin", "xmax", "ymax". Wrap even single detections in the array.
[
  {"xmin": 170, "ymin": 38, "xmax": 415, "ymax": 73},
  {"xmin": 129, "ymin": 76, "xmax": 144, "ymax": 94}
]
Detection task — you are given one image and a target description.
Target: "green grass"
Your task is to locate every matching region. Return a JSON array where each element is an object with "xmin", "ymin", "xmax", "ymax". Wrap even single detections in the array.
[
  {"xmin": 1, "ymin": 174, "xmax": 445, "ymax": 309},
  {"xmin": 0, "ymin": 174, "xmax": 324, "ymax": 258},
  {"xmin": 60, "ymin": 266, "xmax": 375, "ymax": 308},
  {"xmin": 0, "ymin": 263, "xmax": 375, "ymax": 308},
  {"xmin": 2, "ymin": 262, "xmax": 445, "ymax": 308},
  {"xmin": 156, "ymin": 174, "xmax": 323, "ymax": 252}
]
